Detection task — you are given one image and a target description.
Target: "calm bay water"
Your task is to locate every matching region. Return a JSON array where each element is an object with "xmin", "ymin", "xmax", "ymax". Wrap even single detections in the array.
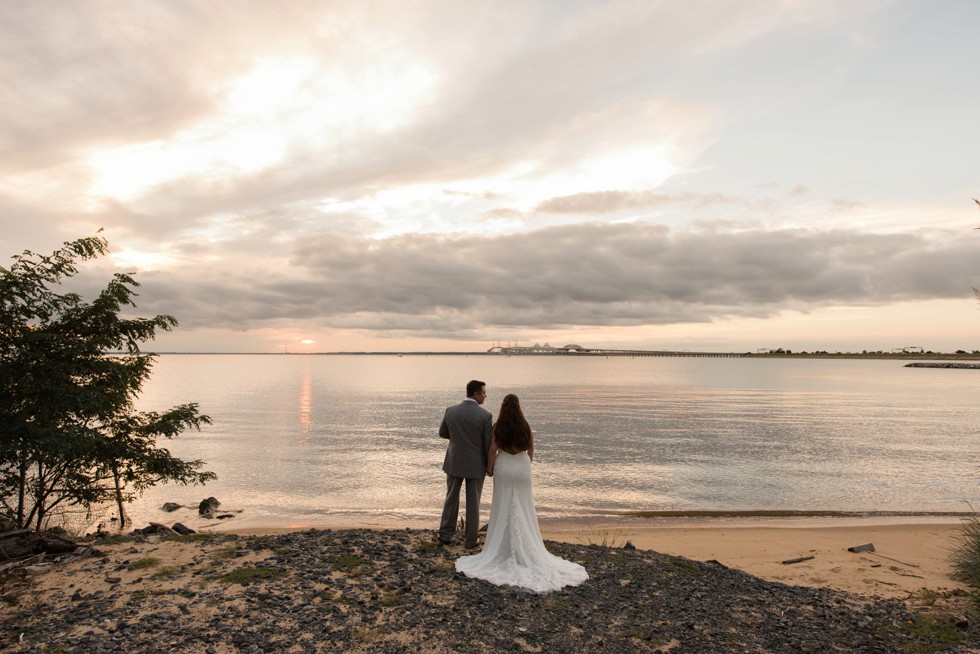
[{"xmin": 126, "ymin": 354, "xmax": 980, "ymax": 530}]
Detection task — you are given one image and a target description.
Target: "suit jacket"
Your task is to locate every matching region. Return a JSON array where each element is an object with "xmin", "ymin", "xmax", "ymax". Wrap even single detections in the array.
[{"xmin": 440, "ymin": 399, "xmax": 492, "ymax": 479}]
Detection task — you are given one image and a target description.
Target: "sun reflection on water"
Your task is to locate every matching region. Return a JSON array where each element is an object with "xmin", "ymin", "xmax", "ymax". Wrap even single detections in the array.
[{"xmin": 298, "ymin": 362, "xmax": 313, "ymax": 441}]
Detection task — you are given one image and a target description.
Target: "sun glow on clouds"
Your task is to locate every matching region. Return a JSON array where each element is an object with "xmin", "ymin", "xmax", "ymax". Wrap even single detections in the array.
[
  {"xmin": 319, "ymin": 145, "xmax": 680, "ymax": 239},
  {"xmin": 109, "ymin": 247, "xmax": 176, "ymax": 271},
  {"xmin": 86, "ymin": 54, "xmax": 437, "ymax": 202}
]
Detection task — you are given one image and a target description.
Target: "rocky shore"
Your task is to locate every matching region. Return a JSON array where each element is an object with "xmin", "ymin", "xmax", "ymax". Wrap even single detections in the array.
[{"xmin": 2, "ymin": 528, "xmax": 977, "ymax": 653}]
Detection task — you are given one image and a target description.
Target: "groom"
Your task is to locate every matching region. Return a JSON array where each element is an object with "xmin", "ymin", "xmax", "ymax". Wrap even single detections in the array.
[{"xmin": 437, "ymin": 379, "xmax": 492, "ymax": 548}]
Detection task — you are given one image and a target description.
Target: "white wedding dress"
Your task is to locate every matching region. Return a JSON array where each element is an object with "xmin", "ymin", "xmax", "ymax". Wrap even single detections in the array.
[{"xmin": 455, "ymin": 451, "xmax": 588, "ymax": 593}]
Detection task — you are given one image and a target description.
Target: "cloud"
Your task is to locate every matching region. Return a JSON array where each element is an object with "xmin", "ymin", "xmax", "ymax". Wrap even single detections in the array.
[
  {"xmin": 4, "ymin": 1, "xmax": 976, "ymax": 351},
  {"xmin": 120, "ymin": 223, "xmax": 978, "ymax": 339},
  {"xmin": 534, "ymin": 191, "xmax": 748, "ymax": 214}
]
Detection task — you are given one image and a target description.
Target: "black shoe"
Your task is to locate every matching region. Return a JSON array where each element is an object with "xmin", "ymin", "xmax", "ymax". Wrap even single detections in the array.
[
  {"xmin": 435, "ymin": 535, "xmax": 452, "ymax": 546},
  {"xmin": 464, "ymin": 540, "xmax": 482, "ymax": 550}
]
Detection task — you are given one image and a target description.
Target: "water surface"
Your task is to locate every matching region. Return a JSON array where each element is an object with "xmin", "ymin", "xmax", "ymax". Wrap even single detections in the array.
[{"xmin": 121, "ymin": 354, "xmax": 980, "ymax": 530}]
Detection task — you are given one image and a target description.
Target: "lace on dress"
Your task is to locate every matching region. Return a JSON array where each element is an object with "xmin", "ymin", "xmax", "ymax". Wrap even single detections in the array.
[{"xmin": 455, "ymin": 451, "xmax": 588, "ymax": 593}]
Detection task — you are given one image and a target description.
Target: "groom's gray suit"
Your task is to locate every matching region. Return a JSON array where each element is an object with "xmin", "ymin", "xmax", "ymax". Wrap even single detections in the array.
[{"xmin": 438, "ymin": 391, "xmax": 492, "ymax": 548}]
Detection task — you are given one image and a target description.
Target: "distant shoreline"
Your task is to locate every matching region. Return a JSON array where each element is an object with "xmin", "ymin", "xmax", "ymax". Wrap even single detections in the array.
[{"xmin": 142, "ymin": 350, "xmax": 980, "ymax": 360}]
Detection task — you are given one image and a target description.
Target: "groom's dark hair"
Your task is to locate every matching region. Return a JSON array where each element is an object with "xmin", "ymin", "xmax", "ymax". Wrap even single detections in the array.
[{"xmin": 466, "ymin": 380, "xmax": 485, "ymax": 397}]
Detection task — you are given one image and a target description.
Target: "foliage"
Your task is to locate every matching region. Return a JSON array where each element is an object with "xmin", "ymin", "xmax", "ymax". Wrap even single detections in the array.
[
  {"xmin": 576, "ymin": 525, "xmax": 628, "ymax": 548},
  {"xmin": 0, "ymin": 233, "xmax": 214, "ymax": 530},
  {"xmin": 951, "ymin": 512, "xmax": 980, "ymax": 595}
]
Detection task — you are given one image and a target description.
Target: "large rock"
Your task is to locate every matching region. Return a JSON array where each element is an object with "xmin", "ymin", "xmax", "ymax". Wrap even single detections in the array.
[
  {"xmin": 161, "ymin": 502, "xmax": 183, "ymax": 512},
  {"xmin": 198, "ymin": 497, "xmax": 221, "ymax": 517},
  {"xmin": 0, "ymin": 529, "xmax": 81, "ymax": 560}
]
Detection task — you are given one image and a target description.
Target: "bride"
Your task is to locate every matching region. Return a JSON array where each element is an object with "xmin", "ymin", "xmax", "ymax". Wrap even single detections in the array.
[{"xmin": 455, "ymin": 394, "xmax": 588, "ymax": 593}]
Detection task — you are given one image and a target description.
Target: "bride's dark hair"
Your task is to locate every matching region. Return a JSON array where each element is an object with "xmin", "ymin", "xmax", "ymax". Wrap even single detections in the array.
[{"xmin": 493, "ymin": 394, "xmax": 531, "ymax": 451}]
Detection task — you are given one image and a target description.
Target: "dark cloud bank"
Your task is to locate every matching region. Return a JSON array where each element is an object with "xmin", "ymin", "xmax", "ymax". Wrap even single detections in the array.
[{"xmin": 131, "ymin": 223, "xmax": 978, "ymax": 337}]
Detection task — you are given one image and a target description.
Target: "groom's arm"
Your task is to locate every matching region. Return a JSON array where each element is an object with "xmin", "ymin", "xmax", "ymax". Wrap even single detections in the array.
[
  {"xmin": 481, "ymin": 412, "xmax": 492, "ymax": 455},
  {"xmin": 438, "ymin": 408, "xmax": 451, "ymax": 439}
]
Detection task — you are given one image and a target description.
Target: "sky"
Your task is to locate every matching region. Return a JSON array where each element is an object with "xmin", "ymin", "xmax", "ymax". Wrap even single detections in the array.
[{"xmin": 2, "ymin": 1, "xmax": 979, "ymax": 354}]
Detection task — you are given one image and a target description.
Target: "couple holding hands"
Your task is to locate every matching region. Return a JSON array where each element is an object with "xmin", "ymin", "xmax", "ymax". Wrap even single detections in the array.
[{"xmin": 437, "ymin": 379, "xmax": 588, "ymax": 594}]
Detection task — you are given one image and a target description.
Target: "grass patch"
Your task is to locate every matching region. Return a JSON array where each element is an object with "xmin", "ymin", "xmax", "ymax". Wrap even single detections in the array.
[
  {"xmin": 127, "ymin": 590, "xmax": 149, "ymax": 604},
  {"xmin": 667, "ymin": 557, "xmax": 701, "ymax": 575},
  {"xmin": 39, "ymin": 645, "xmax": 72, "ymax": 654},
  {"xmin": 576, "ymin": 525, "xmax": 628, "ymax": 548},
  {"xmin": 353, "ymin": 627, "xmax": 384, "ymax": 644},
  {"xmin": 331, "ymin": 555, "xmax": 369, "ymax": 574},
  {"xmin": 129, "ymin": 557, "xmax": 161, "ymax": 570},
  {"xmin": 433, "ymin": 561, "xmax": 455, "ymax": 573},
  {"xmin": 150, "ymin": 566, "xmax": 180, "ymax": 580},
  {"xmin": 951, "ymin": 512, "xmax": 980, "ymax": 594},
  {"xmin": 216, "ymin": 565, "xmax": 286, "ymax": 585},
  {"xmin": 373, "ymin": 590, "xmax": 404, "ymax": 608},
  {"xmin": 416, "ymin": 540, "xmax": 443, "ymax": 555},
  {"xmin": 912, "ymin": 588, "xmax": 942, "ymax": 607},
  {"xmin": 897, "ymin": 614, "xmax": 966, "ymax": 651},
  {"xmin": 212, "ymin": 544, "xmax": 241, "ymax": 560},
  {"xmin": 317, "ymin": 590, "xmax": 344, "ymax": 604}
]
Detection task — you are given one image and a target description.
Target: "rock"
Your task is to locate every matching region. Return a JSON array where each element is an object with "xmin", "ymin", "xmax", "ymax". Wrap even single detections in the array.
[
  {"xmin": 199, "ymin": 497, "xmax": 221, "ymax": 516},
  {"xmin": 622, "ymin": 540, "xmax": 636, "ymax": 550},
  {"xmin": 131, "ymin": 523, "xmax": 177, "ymax": 536},
  {"xmin": 0, "ymin": 529, "xmax": 81, "ymax": 560},
  {"xmin": 161, "ymin": 502, "xmax": 183, "ymax": 512},
  {"xmin": 172, "ymin": 523, "xmax": 195, "ymax": 535}
]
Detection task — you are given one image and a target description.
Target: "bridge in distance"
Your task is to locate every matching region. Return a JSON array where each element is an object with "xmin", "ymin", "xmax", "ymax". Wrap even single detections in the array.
[{"xmin": 487, "ymin": 344, "xmax": 744, "ymax": 358}]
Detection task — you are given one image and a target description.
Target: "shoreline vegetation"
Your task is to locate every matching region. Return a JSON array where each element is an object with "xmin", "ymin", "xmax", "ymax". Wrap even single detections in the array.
[{"xmin": 4, "ymin": 521, "xmax": 978, "ymax": 652}]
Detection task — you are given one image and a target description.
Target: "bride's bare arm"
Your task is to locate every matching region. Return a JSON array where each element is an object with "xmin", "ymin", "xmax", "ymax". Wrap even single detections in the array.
[{"xmin": 487, "ymin": 431, "xmax": 499, "ymax": 476}]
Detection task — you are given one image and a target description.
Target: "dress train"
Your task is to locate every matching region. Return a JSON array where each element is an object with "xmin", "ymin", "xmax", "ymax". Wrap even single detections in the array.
[{"xmin": 455, "ymin": 451, "xmax": 588, "ymax": 593}]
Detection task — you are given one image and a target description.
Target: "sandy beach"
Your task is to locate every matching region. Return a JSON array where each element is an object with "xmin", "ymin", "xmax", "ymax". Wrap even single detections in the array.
[{"xmin": 539, "ymin": 516, "xmax": 967, "ymax": 599}]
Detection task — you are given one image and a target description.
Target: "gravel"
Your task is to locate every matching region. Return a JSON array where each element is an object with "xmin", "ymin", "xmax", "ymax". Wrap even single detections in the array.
[{"xmin": 1, "ymin": 528, "xmax": 977, "ymax": 653}]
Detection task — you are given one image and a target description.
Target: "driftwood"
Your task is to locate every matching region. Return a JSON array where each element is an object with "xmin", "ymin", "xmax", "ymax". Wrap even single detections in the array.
[
  {"xmin": 781, "ymin": 554, "xmax": 816, "ymax": 565},
  {"xmin": 0, "ymin": 553, "xmax": 45, "ymax": 575},
  {"xmin": 148, "ymin": 522, "xmax": 178, "ymax": 536},
  {"xmin": 867, "ymin": 551, "xmax": 920, "ymax": 568}
]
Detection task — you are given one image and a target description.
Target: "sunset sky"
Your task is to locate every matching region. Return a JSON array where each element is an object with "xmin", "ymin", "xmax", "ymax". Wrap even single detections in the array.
[{"xmin": 2, "ymin": 1, "xmax": 979, "ymax": 353}]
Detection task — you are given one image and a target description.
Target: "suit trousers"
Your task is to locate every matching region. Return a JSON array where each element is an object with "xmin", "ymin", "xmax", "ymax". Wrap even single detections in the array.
[{"xmin": 439, "ymin": 474, "xmax": 484, "ymax": 547}]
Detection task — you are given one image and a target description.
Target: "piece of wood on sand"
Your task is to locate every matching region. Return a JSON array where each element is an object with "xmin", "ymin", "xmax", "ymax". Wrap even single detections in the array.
[
  {"xmin": 781, "ymin": 554, "xmax": 816, "ymax": 565},
  {"xmin": 847, "ymin": 543, "xmax": 875, "ymax": 553}
]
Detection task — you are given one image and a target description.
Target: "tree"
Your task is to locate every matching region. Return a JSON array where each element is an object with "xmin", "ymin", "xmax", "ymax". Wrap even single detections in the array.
[{"xmin": 0, "ymin": 233, "xmax": 214, "ymax": 530}]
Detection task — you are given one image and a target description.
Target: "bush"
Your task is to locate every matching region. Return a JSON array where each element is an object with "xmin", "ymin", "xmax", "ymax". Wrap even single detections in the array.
[
  {"xmin": 950, "ymin": 512, "xmax": 980, "ymax": 591},
  {"xmin": 1, "ymin": 233, "xmax": 214, "ymax": 530}
]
